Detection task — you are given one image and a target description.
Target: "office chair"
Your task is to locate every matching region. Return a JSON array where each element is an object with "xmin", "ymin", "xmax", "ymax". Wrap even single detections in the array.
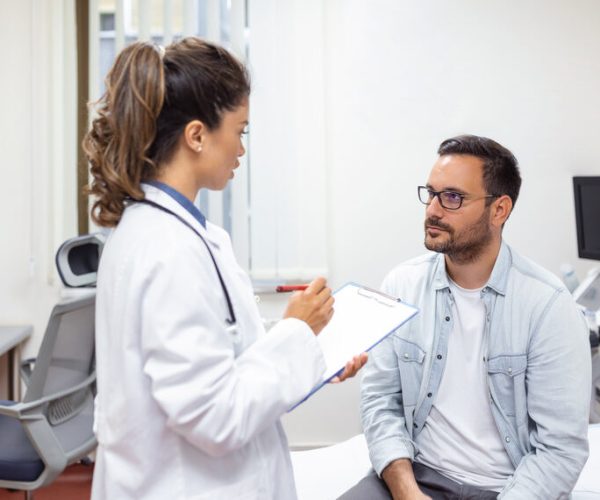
[
  {"xmin": 0, "ymin": 295, "xmax": 96, "ymax": 495},
  {"xmin": 0, "ymin": 234, "xmax": 101, "ymax": 497}
]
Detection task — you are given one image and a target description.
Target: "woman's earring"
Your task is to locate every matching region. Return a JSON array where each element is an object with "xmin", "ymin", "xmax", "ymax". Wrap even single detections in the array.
[{"xmin": 197, "ymin": 146, "xmax": 202, "ymax": 152}]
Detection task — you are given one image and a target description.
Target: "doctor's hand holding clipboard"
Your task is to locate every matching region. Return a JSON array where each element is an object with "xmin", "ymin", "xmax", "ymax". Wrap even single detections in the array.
[{"xmin": 85, "ymin": 36, "xmax": 368, "ymax": 500}]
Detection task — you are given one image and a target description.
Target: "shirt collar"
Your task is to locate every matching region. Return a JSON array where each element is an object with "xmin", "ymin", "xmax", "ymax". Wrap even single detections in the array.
[
  {"xmin": 433, "ymin": 254, "xmax": 451, "ymax": 291},
  {"xmin": 432, "ymin": 240, "xmax": 511, "ymax": 296},
  {"xmin": 144, "ymin": 180, "xmax": 207, "ymax": 228},
  {"xmin": 485, "ymin": 240, "xmax": 511, "ymax": 295}
]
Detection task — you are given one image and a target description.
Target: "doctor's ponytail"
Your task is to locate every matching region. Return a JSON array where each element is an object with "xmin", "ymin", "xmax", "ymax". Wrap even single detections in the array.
[
  {"xmin": 84, "ymin": 38, "xmax": 250, "ymax": 227},
  {"xmin": 84, "ymin": 42, "xmax": 165, "ymax": 227}
]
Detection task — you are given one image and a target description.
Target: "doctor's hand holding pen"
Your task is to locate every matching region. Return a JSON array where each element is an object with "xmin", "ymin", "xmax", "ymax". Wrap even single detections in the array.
[
  {"xmin": 282, "ymin": 277, "xmax": 334, "ymax": 334},
  {"xmin": 281, "ymin": 276, "xmax": 368, "ymax": 382}
]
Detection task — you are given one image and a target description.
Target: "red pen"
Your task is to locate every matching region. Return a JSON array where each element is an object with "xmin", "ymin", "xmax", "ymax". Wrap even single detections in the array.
[{"xmin": 276, "ymin": 284, "xmax": 309, "ymax": 293}]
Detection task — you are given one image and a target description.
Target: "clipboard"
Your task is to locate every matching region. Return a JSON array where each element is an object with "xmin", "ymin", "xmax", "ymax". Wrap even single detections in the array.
[{"xmin": 289, "ymin": 282, "xmax": 419, "ymax": 410}]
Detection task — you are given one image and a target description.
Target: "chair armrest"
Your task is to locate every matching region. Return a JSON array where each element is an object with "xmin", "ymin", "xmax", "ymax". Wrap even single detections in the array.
[
  {"xmin": 0, "ymin": 371, "xmax": 96, "ymax": 419},
  {"xmin": 0, "ymin": 400, "xmax": 23, "ymax": 417}
]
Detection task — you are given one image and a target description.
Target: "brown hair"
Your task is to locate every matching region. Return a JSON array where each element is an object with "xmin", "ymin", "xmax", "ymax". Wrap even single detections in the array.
[
  {"xmin": 437, "ymin": 134, "xmax": 521, "ymax": 208},
  {"xmin": 83, "ymin": 37, "xmax": 250, "ymax": 227}
]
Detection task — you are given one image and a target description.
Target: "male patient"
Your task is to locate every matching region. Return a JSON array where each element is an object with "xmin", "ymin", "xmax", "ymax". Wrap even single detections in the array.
[{"xmin": 340, "ymin": 135, "xmax": 591, "ymax": 499}]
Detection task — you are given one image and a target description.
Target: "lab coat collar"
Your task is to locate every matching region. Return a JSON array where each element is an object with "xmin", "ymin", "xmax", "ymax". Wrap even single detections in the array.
[
  {"xmin": 139, "ymin": 183, "xmax": 217, "ymax": 245},
  {"xmin": 144, "ymin": 180, "xmax": 207, "ymax": 228}
]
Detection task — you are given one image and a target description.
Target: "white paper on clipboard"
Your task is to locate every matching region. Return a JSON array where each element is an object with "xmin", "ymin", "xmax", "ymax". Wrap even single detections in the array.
[{"xmin": 289, "ymin": 282, "xmax": 419, "ymax": 411}]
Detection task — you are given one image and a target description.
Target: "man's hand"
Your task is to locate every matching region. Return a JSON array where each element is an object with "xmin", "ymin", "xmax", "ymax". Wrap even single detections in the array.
[
  {"xmin": 330, "ymin": 353, "xmax": 368, "ymax": 383},
  {"xmin": 382, "ymin": 459, "xmax": 432, "ymax": 500}
]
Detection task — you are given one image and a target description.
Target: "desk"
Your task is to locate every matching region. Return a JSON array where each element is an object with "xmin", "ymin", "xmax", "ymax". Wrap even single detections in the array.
[{"xmin": 0, "ymin": 326, "xmax": 32, "ymax": 400}]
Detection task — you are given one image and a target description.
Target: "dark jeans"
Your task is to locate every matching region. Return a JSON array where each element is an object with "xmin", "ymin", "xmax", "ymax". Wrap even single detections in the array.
[{"xmin": 338, "ymin": 462, "xmax": 499, "ymax": 500}]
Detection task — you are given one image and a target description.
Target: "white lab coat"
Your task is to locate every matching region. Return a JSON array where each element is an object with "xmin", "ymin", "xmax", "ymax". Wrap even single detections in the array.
[{"xmin": 91, "ymin": 184, "xmax": 326, "ymax": 500}]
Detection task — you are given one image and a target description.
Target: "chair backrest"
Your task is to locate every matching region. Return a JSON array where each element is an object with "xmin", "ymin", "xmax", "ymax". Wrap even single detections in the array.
[{"xmin": 23, "ymin": 295, "xmax": 96, "ymax": 459}]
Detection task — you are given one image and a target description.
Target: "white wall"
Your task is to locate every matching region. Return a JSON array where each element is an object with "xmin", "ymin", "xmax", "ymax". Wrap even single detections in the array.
[
  {"xmin": 0, "ymin": 0, "xmax": 77, "ymax": 368},
  {"xmin": 271, "ymin": 0, "xmax": 600, "ymax": 446},
  {"xmin": 325, "ymin": 0, "xmax": 600, "ymax": 289}
]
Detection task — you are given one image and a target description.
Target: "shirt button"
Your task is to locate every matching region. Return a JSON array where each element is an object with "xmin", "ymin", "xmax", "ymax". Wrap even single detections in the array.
[
  {"xmin": 505, "ymin": 437, "xmax": 511, "ymax": 443},
  {"xmin": 445, "ymin": 316, "xmax": 450, "ymax": 321},
  {"xmin": 404, "ymin": 353, "xmax": 409, "ymax": 359},
  {"xmin": 427, "ymin": 392, "xmax": 432, "ymax": 397},
  {"xmin": 508, "ymin": 367, "xmax": 512, "ymax": 374},
  {"xmin": 437, "ymin": 354, "xmax": 442, "ymax": 360}
]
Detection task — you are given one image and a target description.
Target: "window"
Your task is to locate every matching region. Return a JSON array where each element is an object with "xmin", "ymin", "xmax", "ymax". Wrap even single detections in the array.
[
  {"xmin": 89, "ymin": 0, "xmax": 250, "ymax": 265},
  {"xmin": 89, "ymin": 0, "xmax": 328, "ymax": 281}
]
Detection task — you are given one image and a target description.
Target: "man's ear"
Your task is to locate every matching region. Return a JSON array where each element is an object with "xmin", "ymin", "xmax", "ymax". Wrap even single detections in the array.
[
  {"xmin": 183, "ymin": 120, "xmax": 207, "ymax": 152},
  {"xmin": 491, "ymin": 194, "xmax": 513, "ymax": 228}
]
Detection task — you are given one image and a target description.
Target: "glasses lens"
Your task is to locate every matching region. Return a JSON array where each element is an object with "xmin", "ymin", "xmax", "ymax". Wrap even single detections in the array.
[
  {"xmin": 440, "ymin": 192, "xmax": 462, "ymax": 209},
  {"xmin": 418, "ymin": 187, "xmax": 430, "ymax": 204}
]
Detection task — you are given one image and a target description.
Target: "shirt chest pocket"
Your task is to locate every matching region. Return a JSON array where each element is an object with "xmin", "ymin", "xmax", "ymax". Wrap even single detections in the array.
[
  {"xmin": 394, "ymin": 337, "xmax": 426, "ymax": 407},
  {"xmin": 487, "ymin": 354, "xmax": 527, "ymax": 418}
]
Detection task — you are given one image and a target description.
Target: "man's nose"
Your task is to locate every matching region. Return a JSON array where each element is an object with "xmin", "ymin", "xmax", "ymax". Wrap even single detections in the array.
[{"xmin": 426, "ymin": 194, "xmax": 444, "ymax": 219}]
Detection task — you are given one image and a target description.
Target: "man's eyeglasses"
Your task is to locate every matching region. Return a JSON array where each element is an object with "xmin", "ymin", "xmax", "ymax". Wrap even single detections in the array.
[{"xmin": 417, "ymin": 186, "xmax": 498, "ymax": 210}]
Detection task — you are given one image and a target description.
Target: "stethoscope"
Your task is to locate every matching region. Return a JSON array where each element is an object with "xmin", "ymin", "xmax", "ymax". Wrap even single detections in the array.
[{"xmin": 131, "ymin": 198, "xmax": 238, "ymax": 335}]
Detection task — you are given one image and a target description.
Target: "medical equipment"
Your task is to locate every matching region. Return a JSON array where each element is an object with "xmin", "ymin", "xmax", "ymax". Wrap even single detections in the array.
[
  {"xmin": 133, "ymin": 199, "xmax": 237, "ymax": 328},
  {"xmin": 573, "ymin": 269, "xmax": 600, "ymax": 315},
  {"xmin": 572, "ymin": 177, "xmax": 600, "ymax": 423},
  {"xmin": 581, "ymin": 288, "xmax": 600, "ymax": 423},
  {"xmin": 560, "ymin": 263, "xmax": 580, "ymax": 293}
]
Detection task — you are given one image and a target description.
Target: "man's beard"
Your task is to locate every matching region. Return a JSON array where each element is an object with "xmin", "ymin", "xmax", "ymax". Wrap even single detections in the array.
[{"xmin": 424, "ymin": 208, "xmax": 493, "ymax": 264}]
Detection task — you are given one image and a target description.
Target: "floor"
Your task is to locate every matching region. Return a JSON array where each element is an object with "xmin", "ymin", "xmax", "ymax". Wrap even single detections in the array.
[{"xmin": 0, "ymin": 464, "xmax": 93, "ymax": 500}]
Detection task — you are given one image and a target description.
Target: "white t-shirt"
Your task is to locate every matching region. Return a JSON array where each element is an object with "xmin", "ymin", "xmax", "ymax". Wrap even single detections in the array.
[{"xmin": 414, "ymin": 280, "xmax": 514, "ymax": 491}]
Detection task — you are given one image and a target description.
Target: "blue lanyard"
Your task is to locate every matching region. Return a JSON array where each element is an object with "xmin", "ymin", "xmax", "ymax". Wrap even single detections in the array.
[{"xmin": 131, "ymin": 198, "xmax": 237, "ymax": 327}]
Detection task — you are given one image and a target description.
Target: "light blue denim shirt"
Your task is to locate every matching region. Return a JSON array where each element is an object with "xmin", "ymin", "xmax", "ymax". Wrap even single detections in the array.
[{"xmin": 361, "ymin": 241, "xmax": 591, "ymax": 499}]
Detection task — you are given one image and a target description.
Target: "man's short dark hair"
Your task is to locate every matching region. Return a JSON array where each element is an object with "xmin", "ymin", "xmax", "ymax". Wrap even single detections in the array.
[{"xmin": 437, "ymin": 134, "xmax": 522, "ymax": 207}]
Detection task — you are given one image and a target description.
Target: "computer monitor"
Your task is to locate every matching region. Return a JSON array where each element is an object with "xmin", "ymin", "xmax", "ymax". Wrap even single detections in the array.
[
  {"xmin": 573, "ymin": 177, "xmax": 600, "ymax": 314},
  {"xmin": 573, "ymin": 176, "xmax": 600, "ymax": 261}
]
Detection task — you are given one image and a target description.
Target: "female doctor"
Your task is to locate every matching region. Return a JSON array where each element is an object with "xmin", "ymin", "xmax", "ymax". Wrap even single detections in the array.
[{"xmin": 84, "ymin": 37, "xmax": 367, "ymax": 500}]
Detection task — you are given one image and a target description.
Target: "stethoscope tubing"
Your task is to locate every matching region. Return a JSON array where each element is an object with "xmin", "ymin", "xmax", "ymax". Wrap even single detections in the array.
[{"xmin": 130, "ymin": 198, "xmax": 237, "ymax": 327}]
